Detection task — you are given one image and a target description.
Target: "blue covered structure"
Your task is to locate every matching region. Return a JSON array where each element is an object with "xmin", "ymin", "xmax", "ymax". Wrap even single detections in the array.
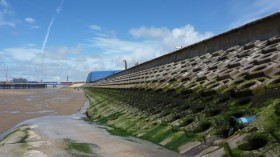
[{"xmin": 86, "ymin": 70, "xmax": 122, "ymax": 83}]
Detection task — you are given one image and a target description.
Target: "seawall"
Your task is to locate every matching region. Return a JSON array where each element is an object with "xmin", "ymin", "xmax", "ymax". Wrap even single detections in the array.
[{"xmin": 85, "ymin": 12, "xmax": 280, "ymax": 156}]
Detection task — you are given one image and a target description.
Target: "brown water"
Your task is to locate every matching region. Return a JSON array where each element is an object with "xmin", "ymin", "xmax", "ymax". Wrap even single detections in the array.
[{"xmin": 0, "ymin": 88, "xmax": 85, "ymax": 134}]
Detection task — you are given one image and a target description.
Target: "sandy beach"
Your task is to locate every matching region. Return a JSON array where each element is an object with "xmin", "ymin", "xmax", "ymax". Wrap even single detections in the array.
[
  {"xmin": 0, "ymin": 88, "xmax": 183, "ymax": 157},
  {"xmin": 0, "ymin": 88, "xmax": 85, "ymax": 134},
  {"xmin": 0, "ymin": 102, "xmax": 183, "ymax": 157}
]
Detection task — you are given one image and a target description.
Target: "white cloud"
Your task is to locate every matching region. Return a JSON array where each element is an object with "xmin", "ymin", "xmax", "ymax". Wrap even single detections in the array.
[
  {"xmin": 0, "ymin": 45, "xmax": 96, "ymax": 82},
  {"xmin": 25, "ymin": 17, "xmax": 35, "ymax": 24},
  {"xmin": 89, "ymin": 37, "xmax": 161, "ymax": 69},
  {"xmin": 0, "ymin": 24, "xmax": 213, "ymax": 82},
  {"xmin": 130, "ymin": 26, "xmax": 169, "ymax": 38},
  {"xmin": 86, "ymin": 24, "xmax": 213, "ymax": 70},
  {"xmin": 129, "ymin": 25, "xmax": 213, "ymax": 50},
  {"xmin": 89, "ymin": 25, "xmax": 102, "ymax": 31},
  {"xmin": 1, "ymin": 48, "xmax": 41, "ymax": 62}
]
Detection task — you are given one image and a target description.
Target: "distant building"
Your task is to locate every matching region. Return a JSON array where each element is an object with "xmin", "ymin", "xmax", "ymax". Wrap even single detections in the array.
[
  {"xmin": 60, "ymin": 81, "xmax": 85, "ymax": 86},
  {"xmin": 60, "ymin": 82, "xmax": 74, "ymax": 86},
  {"xmin": 86, "ymin": 70, "xmax": 122, "ymax": 83},
  {"xmin": 28, "ymin": 81, "xmax": 40, "ymax": 84},
  {"xmin": 44, "ymin": 82, "xmax": 58, "ymax": 85},
  {"xmin": 12, "ymin": 78, "xmax": 28, "ymax": 83}
]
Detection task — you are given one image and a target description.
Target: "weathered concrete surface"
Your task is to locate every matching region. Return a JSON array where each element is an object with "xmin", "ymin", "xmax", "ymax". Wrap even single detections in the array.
[{"xmin": 85, "ymin": 12, "xmax": 280, "ymax": 157}]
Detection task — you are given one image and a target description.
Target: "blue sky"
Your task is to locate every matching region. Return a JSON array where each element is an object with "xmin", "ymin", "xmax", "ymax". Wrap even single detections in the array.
[{"xmin": 0, "ymin": 0, "xmax": 280, "ymax": 82}]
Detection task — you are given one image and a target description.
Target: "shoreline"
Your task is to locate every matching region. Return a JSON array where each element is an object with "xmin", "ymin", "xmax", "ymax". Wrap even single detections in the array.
[
  {"xmin": 0, "ymin": 88, "xmax": 85, "ymax": 134},
  {"xmin": 0, "ymin": 98, "xmax": 182, "ymax": 157},
  {"xmin": 0, "ymin": 100, "xmax": 89, "ymax": 141}
]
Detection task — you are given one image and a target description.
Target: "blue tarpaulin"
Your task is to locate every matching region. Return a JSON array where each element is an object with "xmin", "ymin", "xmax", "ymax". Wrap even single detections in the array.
[
  {"xmin": 86, "ymin": 70, "xmax": 122, "ymax": 83},
  {"xmin": 237, "ymin": 116, "xmax": 255, "ymax": 124}
]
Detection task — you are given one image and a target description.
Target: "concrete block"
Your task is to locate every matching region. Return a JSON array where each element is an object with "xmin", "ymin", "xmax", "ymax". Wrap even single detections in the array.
[
  {"xmin": 246, "ymin": 50, "xmax": 262, "ymax": 58},
  {"xmin": 270, "ymin": 63, "xmax": 280, "ymax": 76},
  {"xmin": 262, "ymin": 43, "xmax": 280, "ymax": 53},
  {"xmin": 196, "ymin": 70, "xmax": 217, "ymax": 81},
  {"xmin": 212, "ymin": 50, "xmax": 225, "ymax": 57},
  {"xmin": 202, "ymin": 80, "xmax": 226, "ymax": 95},
  {"xmin": 227, "ymin": 45, "xmax": 242, "ymax": 52},
  {"xmin": 234, "ymin": 79, "xmax": 263, "ymax": 97},
  {"xmin": 199, "ymin": 53, "xmax": 212, "ymax": 60},
  {"xmin": 217, "ymin": 55, "xmax": 229, "ymax": 61},
  {"xmin": 182, "ymin": 82, "xmax": 202, "ymax": 94},
  {"xmin": 237, "ymin": 49, "xmax": 254, "ymax": 58},
  {"xmin": 266, "ymin": 75, "xmax": 280, "ymax": 89},
  {"xmin": 254, "ymin": 52, "xmax": 278, "ymax": 64},
  {"xmin": 244, "ymin": 40, "xmax": 261, "ymax": 50},
  {"xmin": 238, "ymin": 63, "xmax": 254, "ymax": 72},
  {"xmin": 247, "ymin": 63, "xmax": 274, "ymax": 79},
  {"xmin": 228, "ymin": 58, "xmax": 248, "ymax": 68},
  {"xmin": 192, "ymin": 63, "xmax": 207, "ymax": 72},
  {"xmin": 208, "ymin": 61, "xmax": 227, "ymax": 70},
  {"xmin": 268, "ymin": 35, "xmax": 280, "ymax": 45},
  {"xmin": 180, "ymin": 66, "xmax": 193, "ymax": 74},
  {"xmin": 217, "ymin": 68, "xmax": 239, "ymax": 80},
  {"xmin": 181, "ymin": 72, "xmax": 197, "ymax": 82}
]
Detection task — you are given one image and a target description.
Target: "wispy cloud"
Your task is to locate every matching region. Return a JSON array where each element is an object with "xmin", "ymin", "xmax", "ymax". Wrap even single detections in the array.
[
  {"xmin": 25, "ymin": 17, "xmax": 35, "ymax": 24},
  {"xmin": 230, "ymin": 0, "xmax": 280, "ymax": 28},
  {"xmin": 86, "ymin": 25, "xmax": 213, "ymax": 69},
  {"xmin": 0, "ymin": 46, "xmax": 87, "ymax": 82},
  {"xmin": 2, "ymin": 48, "xmax": 41, "ymax": 62},
  {"xmin": 0, "ymin": 23, "xmax": 213, "ymax": 82},
  {"xmin": 89, "ymin": 25, "xmax": 102, "ymax": 31},
  {"xmin": 25, "ymin": 17, "xmax": 39, "ymax": 29},
  {"xmin": 0, "ymin": 0, "xmax": 8, "ymax": 7},
  {"xmin": 0, "ymin": 0, "xmax": 17, "ymax": 28},
  {"xmin": 41, "ymin": 0, "xmax": 64, "ymax": 52}
]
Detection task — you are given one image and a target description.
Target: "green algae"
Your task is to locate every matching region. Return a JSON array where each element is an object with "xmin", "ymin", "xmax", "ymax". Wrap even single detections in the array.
[
  {"xmin": 65, "ymin": 139, "xmax": 92, "ymax": 153},
  {"xmin": 0, "ymin": 126, "xmax": 29, "ymax": 144},
  {"xmin": 64, "ymin": 139, "xmax": 99, "ymax": 157},
  {"xmin": 0, "ymin": 128, "xmax": 21, "ymax": 142},
  {"xmin": 84, "ymin": 87, "xmax": 280, "ymax": 155}
]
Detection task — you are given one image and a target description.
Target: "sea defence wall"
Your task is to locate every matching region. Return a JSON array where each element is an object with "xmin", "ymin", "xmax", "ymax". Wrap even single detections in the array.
[
  {"xmin": 85, "ymin": 12, "xmax": 280, "ymax": 157},
  {"xmin": 105, "ymin": 12, "xmax": 280, "ymax": 78}
]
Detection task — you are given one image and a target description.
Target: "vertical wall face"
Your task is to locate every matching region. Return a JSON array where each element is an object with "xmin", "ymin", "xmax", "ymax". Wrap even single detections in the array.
[{"xmin": 105, "ymin": 12, "xmax": 280, "ymax": 79}]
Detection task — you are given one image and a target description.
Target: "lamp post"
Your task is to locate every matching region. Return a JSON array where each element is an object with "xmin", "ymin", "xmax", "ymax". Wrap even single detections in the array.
[
  {"xmin": 0, "ymin": 62, "xmax": 5, "ymax": 82},
  {"xmin": 123, "ymin": 60, "xmax": 127, "ymax": 70},
  {"xmin": 5, "ymin": 66, "xmax": 8, "ymax": 82}
]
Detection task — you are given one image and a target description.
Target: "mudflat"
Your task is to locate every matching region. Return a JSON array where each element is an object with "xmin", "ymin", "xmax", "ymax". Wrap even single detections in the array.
[
  {"xmin": 0, "ymin": 88, "xmax": 85, "ymax": 134},
  {"xmin": 0, "ymin": 104, "xmax": 183, "ymax": 157}
]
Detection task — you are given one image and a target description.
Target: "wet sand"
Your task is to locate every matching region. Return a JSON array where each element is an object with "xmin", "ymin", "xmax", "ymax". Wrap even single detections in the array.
[
  {"xmin": 0, "ymin": 88, "xmax": 85, "ymax": 134},
  {"xmin": 0, "ymin": 89, "xmax": 183, "ymax": 156},
  {"xmin": 0, "ymin": 103, "xmax": 183, "ymax": 157}
]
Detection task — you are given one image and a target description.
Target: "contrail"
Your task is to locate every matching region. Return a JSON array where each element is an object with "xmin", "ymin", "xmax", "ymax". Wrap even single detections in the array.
[{"xmin": 41, "ymin": 0, "xmax": 64, "ymax": 52}]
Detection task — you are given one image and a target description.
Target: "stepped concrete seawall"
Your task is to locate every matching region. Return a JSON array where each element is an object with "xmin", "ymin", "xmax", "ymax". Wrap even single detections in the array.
[
  {"xmin": 85, "ymin": 12, "xmax": 280, "ymax": 156},
  {"xmin": 101, "ymin": 12, "xmax": 280, "ymax": 78}
]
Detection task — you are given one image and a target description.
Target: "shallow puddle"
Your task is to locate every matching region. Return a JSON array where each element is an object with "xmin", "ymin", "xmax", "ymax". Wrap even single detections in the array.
[{"xmin": 0, "ymin": 102, "xmax": 183, "ymax": 157}]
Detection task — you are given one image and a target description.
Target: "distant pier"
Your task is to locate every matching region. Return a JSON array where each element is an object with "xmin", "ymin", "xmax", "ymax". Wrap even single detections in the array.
[{"xmin": 0, "ymin": 83, "xmax": 47, "ymax": 89}]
